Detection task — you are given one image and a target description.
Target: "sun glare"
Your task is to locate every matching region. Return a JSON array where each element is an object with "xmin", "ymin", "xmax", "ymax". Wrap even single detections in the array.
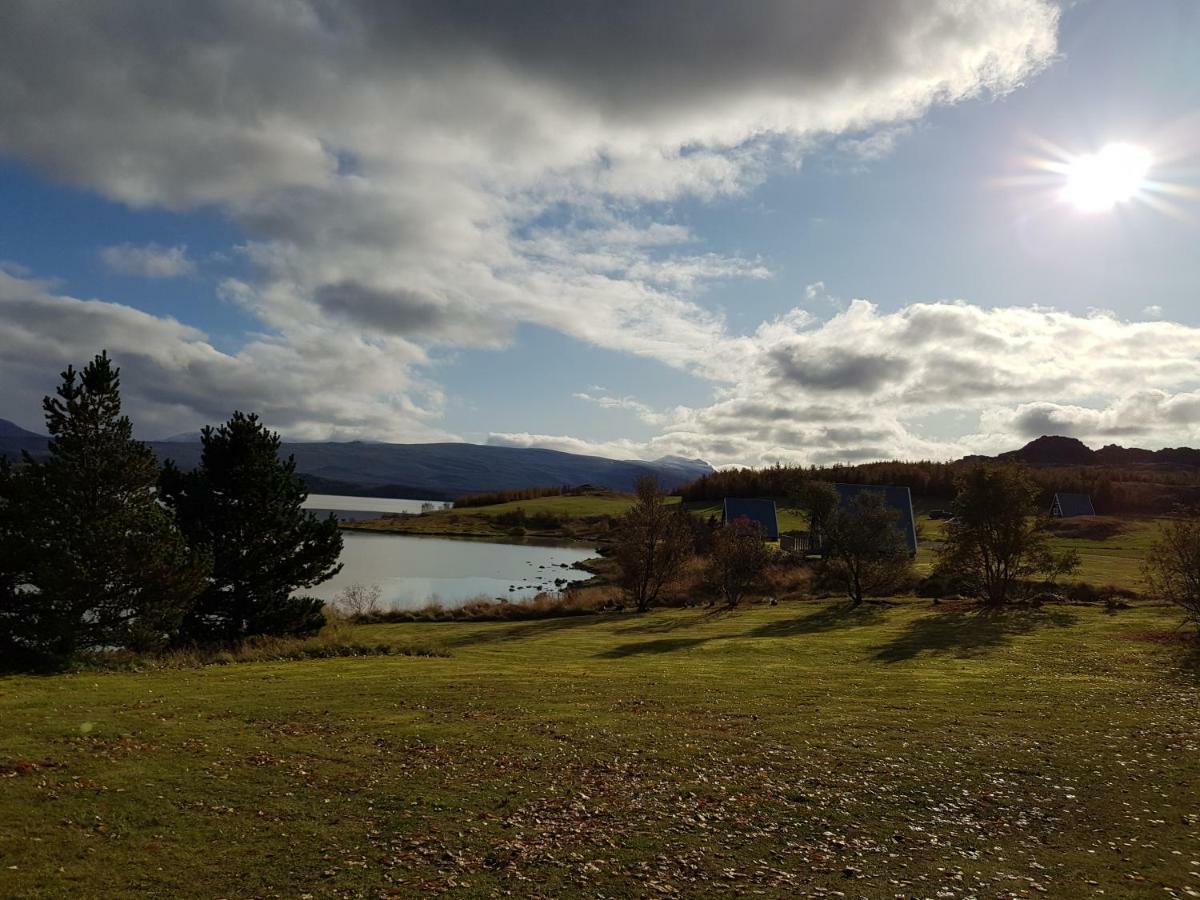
[{"xmin": 1061, "ymin": 142, "xmax": 1152, "ymax": 212}]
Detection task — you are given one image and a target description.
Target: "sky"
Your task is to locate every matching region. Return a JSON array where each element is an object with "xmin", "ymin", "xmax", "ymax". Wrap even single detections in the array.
[{"xmin": 1, "ymin": 0, "xmax": 1199, "ymax": 466}]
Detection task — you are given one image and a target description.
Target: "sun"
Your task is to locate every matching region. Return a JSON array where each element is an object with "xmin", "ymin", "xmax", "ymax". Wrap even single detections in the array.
[{"xmin": 1061, "ymin": 142, "xmax": 1152, "ymax": 212}]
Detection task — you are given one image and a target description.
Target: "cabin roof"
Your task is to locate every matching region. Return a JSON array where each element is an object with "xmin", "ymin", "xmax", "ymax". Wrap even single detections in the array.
[
  {"xmin": 1052, "ymin": 492, "xmax": 1095, "ymax": 517},
  {"xmin": 833, "ymin": 483, "xmax": 918, "ymax": 555},
  {"xmin": 721, "ymin": 498, "xmax": 779, "ymax": 539}
]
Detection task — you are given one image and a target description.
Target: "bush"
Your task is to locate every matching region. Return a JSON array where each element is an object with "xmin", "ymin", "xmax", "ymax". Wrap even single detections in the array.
[
  {"xmin": 334, "ymin": 583, "xmax": 383, "ymax": 617},
  {"xmin": 1060, "ymin": 582, "xmax": 1138, "ymax": 605},
  {"xmin": 359, "ymin": 589, "xmax": 612, "ymax": 623},
  {"xmin": 915, "ymin": 570, "xmax": 979, "ymax": 598}
]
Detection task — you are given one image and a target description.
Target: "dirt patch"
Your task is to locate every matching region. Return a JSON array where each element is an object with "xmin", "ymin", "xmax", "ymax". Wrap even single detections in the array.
[{"xmin": 0, "ymin": 758, "xmax": 61, "ymax": 777}]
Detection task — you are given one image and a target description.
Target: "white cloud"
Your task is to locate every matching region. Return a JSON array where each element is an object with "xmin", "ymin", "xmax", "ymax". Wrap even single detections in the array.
[
  {"xmin": 99, "ymin": 243, "xmax": 196, "ymax": 278},
  {"xmin": 606, "ymin": 300, "xmax": 1200, "ymax": 467},
  {"xmin": 573, "ymin": 392, "xmax": 669, "ymax": 426},
  {"xmin": 0, "ymin": 1, "xmax": 1073, "ymax": 460},
  {"xmin": 835, "ymin": 124, "xmax": 915, "ymax": 162},
  {"xmin": 486, "ymin": 432, "xmax": 649, "ymax": 461},
  {"xmin": 1143, "ymin": 305, "xmax": 1164, "ymax": 320},
  {"xmin": 0, "ymin": 270, "xmax": 449, "ymax": 442}
]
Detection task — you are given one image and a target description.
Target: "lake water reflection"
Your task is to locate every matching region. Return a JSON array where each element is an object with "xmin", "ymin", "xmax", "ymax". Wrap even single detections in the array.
[{"xmin": 301, "ymin": 494, "xmax": 596, "ymax": 610}]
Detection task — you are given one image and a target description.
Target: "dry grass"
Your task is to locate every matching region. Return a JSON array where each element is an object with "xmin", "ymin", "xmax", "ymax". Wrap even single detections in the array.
[
  {"xmin": 76, "ymin": 612, "xmax": 447, "ymax": 670},
  {"xmin": 358, "ymin": 587, "xmax": 620, "ymax": 623}
]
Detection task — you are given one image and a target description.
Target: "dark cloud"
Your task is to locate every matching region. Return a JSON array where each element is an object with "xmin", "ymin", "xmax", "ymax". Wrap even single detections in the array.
[
  {"xmin": 770, "ymin": 347, "xmax": 908, "ymax": 392},
  {"xmin": 317, "ymin": 282, "xmax": 463, "ymax": 336}
]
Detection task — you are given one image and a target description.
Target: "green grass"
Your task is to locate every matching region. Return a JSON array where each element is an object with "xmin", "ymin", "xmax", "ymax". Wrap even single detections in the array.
[
  {"xmin": 470, "ymin": 493, "xmax": 654, "ymax": 517},
  {"xmin": 915, "ymin": 513, "xmax": 1165, "ymax": 591},
  {"xmin": 1045, "ymin": 517, "xmax": 1163, "ymax": 592},
  {"xmin": 3, "ymin": 599, "xmax": 1199, "ymax": 897},
  {"xmin": 343, "ymin": 492, "xmax": 643, "ymax": 540},
  {"xmin": 345, "ymin": 491, "xmax": 664, "ymax": 540}
]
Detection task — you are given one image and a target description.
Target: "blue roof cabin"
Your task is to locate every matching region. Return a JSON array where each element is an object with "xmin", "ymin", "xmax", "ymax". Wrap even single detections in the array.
[
  {"xmin": 1050, "ymin": 492, "xmax": 1095, "ymax": 517},
  {"xmin": 721, "ymin": 498, "xmax": 779, "ymax": 540},
  {"xmin": 833, "ymin": 483, "xmax": 919, "ymax": 556}
]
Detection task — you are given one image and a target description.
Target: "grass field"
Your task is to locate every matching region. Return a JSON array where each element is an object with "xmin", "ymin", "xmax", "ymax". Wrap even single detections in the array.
[
  {"xmin": 343, "ymin": 492, "xmax": 649, "ymax": 540},
  {"xmin": 470, "ymin": 493, "xmax": 659, "ymax": 518},
  {"xmin": 3, "ymin": 599, "xmax": 1199, "ymax": 897},
  {"xmin": 914, "ymin": 513, "xmax": 1163, "ymax": 591}
]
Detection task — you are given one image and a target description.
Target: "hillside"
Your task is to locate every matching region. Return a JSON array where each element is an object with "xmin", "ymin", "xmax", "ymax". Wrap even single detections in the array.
[
  {"xmin": 995, "ymin": 434, "xmax": 1200, "ymax": 469},
  {"xmin": 0, "ymin": 421, "xmax": 712, "ymax": 498},
  {"xmin": 996, "ymin": 434, "xmax": 1096, "ymax": 465}
]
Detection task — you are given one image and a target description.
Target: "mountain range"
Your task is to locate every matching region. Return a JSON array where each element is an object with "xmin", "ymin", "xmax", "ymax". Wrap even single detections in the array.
[
  {"xmin": 10, "ymin": 416, "xmax": 1199, "ymax": 498},
  {"xmin": 0, "ymin": 419, "xmax": 712, "ymax": 499}
]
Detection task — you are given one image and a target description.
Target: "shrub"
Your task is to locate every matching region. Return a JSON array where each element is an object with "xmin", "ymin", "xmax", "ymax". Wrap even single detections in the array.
[
  {"xmin": 334, "ymin": 583, "xmax": 383, "ymax": 617},
  {"xmin": 359, "ymin": 589, "xmax": 611, "ymax": 623}
]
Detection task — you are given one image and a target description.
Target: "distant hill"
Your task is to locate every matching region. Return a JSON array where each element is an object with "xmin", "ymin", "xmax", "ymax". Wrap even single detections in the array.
[
  {"xmin": 0, "ymin": 418, "xmax": 46, "ymax": 461},
  {"xmin": 0, "ymin": 418, "xmax": 42, "ymax": 440},
  {"xmin": 997, "ymin": 435, "xmax": 1096, "ymax": 465},
  {"xmin": 986, "ymin": 435, "xmax": 1200, "ymax": 470},
  {"xmin": 0, "ymin": 425, "xmax": 713, "ymax": 500}
]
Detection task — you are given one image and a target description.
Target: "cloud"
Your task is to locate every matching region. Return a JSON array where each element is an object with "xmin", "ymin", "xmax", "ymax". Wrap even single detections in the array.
[
  {"xmin": 619, "ymin": 300, "xmax": 1200, "ymax": 467},
  {"xmin": 99, "ymin": 243, "xmax": 195, "ymax": 278},
  {"xmin": 486, "ymin": 431, "xmax": 648, "ymax": 460},
  {"xmin": 0, "ymin": 270, "xmax": 449, "ymax": 442},
  {"xmin": 573, "ymin": 392, "xmax": 668, "ymax": 426},
  {"xmin": 0, "ymin": 1, "xmax": 1069, "ymax": 459},
  {"xmin": 979, "ymin": 391, "xmax": 1200, "ymax": 446},
  {"xmin": 835, "ymin": 124, "xmax": 915, "ymax": 163}
]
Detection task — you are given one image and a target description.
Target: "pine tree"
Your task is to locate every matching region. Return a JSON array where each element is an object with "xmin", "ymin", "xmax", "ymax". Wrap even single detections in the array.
[
  {"xmin": 160, "ymin": 412, "xmax": 343, "ymax": 642},
  {"xmin": 0, "ymin": 353, "xmax": 209, "ymax": 664}
]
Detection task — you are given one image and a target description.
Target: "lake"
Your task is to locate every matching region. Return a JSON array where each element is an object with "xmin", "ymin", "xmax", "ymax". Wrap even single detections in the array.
[{"xmin": 301, "ymin": 494, "xmax": 597, "ymax": 610}]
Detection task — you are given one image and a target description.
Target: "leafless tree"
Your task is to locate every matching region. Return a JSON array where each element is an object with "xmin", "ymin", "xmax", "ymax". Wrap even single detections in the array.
[
  {"xmin": 1144, "ymin": 510, "xmax": 1200, "ymax": 631},
  {"xmin": 614, "ymin": 477, "xmax": 693, "ymax": 612},
  {"xmin": 334, "ymin": 583, "xmax": 382, "ymax": 618},
  {"xmin": 706, "ymin": 518, "xmax": 772, "ymax": 608}
]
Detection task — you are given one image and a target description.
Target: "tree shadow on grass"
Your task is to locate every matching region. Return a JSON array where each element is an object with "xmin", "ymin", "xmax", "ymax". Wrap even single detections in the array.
[
  {"xmin": 1177, "ymin": 644, "xmax": 1200, "ymax": 681},
  {"xmin": 871, "ymin": 606, "xmax": 1078, "ymax": 663},
  {"xmin": 748, "ymin": 601, "xmax": 887, "ymax": 638},
  {"xmin": 444, "ymin": 613, "xmax": 620, "ymax": 648},
  {"xmin": 597, "ymin": 637, "xmax": 713, "ymax": 658},
  {"xmin": 616, "ymin": 608, "xmax": 734, "ymax": 635}
]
